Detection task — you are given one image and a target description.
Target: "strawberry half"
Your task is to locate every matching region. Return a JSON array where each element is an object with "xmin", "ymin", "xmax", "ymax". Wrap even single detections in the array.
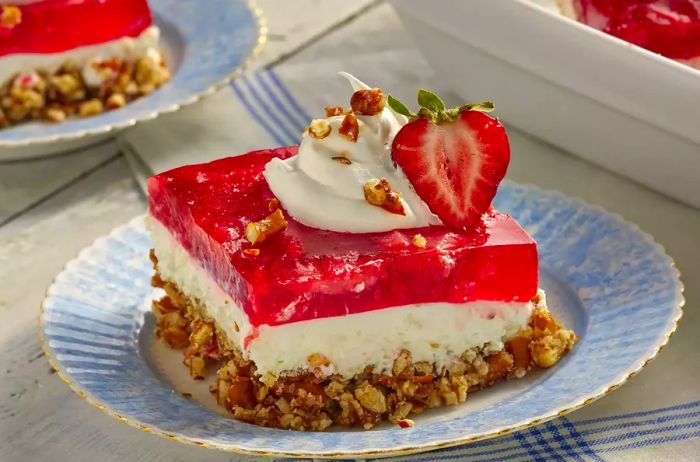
[{"xmin": 388, "ymin": 90, "xmax": 510, "ymax": 229}]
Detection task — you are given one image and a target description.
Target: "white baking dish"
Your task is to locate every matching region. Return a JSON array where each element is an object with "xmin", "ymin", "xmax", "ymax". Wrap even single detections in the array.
[{"xmin": 389, "ymin": 0, "xmax": 700, "ymax": 208}]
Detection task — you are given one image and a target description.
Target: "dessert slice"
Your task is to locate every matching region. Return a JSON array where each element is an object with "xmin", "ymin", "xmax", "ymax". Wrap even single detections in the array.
[
  {"xmin": 147, "ymin": 75, "xmax": 576, "ymax": 430},
  {"xmin": 555, "ymin": 0, "xmax": 700, "ymax": 68},
  {"xmin": 0, "ymin": 0, "xmax": 170, "ymax": 128}
]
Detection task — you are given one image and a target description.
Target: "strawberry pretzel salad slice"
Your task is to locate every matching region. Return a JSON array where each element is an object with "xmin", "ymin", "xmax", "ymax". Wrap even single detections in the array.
[{"xmin": 146, "ymin": 73, "xmax": 577, "ymax": 431}]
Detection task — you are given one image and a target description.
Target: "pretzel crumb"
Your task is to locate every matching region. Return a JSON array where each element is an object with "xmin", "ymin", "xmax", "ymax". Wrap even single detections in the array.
[
  {"xmin": 331, "ymin": 154, "xmax": 352, "ymax": 165},
  {"xmin": 350, "ymin": 88, "xmax": 385, "ymax": 115},
  {"xmin": 245, "ymin": 209, "xmax": 288, "ymax": 245},
  {"xmin": 307, "ymin": 119, "xmax": 331, "ymax": 139},
  {"xmin": 339, "ymin": 113, "xmax": 359, "ymax": 142},
  {"xmin": 363, "ymin": 179, "xmax": 406, "ymax": 215},
  {"xmin": 412, "ymin": 234, "xmax": 427, "ymax": 248},
  {"xmin": 324, "ymin": 106, "xmax": 346, "ymax": 117},
  {"xmin": 307, "ymin": 353, "xmax": 330, "ymax": 368},
  {"xmin": 1, "ymin": 6, "xmax": 21, "ymax": 28}
]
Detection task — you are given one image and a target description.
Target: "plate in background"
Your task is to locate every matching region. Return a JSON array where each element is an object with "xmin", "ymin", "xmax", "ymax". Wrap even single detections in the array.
[{"xmin": 0, "ymin": 0, "xmax": 264, "ymax": 160}]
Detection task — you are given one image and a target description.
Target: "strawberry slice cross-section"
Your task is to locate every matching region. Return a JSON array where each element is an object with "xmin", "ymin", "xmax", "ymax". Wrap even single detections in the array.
[{"xmin": 389, "ymin": 91, "xmax": 510, "ymax": 230}]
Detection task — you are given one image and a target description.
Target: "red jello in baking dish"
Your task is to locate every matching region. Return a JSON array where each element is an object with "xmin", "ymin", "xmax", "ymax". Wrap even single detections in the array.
[{"xmin": 570, "ymin": 0, "xmax": 700, "ymax": 61}]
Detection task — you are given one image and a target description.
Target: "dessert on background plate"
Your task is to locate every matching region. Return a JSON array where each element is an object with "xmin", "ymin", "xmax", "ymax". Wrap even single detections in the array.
[
  {"xmin": 0, "ymin": 0, "xmax": 170, "ymax": 129},
  {"xmin": 546, "ymin": 0, "xmax": 700, "ymax": 68},
  {"xmin": 146, "ymin": 73, "xmax": 576, "ymax": 430}
]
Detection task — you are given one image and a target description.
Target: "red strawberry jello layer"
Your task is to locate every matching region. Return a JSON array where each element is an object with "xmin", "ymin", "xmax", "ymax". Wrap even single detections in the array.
[{"xmin": 148, "ymin": 147, "xmax": 538, "ymax": 327}]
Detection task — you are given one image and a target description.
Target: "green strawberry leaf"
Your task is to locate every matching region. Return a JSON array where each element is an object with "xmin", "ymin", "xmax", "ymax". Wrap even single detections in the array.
[
  {"xmin": 389, "ymin": 89, "xmax": 495, "ymax": 124},
  {"xmin": 417, "ymin": 89, "xmax": 445, "ymax": 112},
  {"xmin": 387, "ymin": 95, "xmax": 415, "ymax": 118},
  {"xmin": 459, "ymin": 101, "xmax": 495, "ymax": 113}
]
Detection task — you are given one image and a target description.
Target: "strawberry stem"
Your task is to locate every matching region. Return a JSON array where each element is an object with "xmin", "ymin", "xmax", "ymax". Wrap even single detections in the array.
[{"xmin": 387, "ymin": 89, "xmax": 494, "ymax": 124}]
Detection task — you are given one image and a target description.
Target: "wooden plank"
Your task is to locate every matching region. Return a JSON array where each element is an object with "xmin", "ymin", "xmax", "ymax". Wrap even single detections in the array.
[
  {"xmin": 0, "ymin": 140, "xmax": 119, "ymax": 226},
  {"xmin": 255, "ymin": 0, "xmax": 378, "ymax": 67}
]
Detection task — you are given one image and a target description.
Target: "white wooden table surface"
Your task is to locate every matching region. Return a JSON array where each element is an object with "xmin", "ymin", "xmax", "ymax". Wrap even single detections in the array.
[{"xmin": 1, "ymin": 1, "xmax": 698, "ymax": 461}]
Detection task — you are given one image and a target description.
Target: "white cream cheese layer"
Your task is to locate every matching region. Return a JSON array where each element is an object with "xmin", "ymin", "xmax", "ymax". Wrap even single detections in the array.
[
  {"xmin": 148, "ymin": 216, "xmax": 534, "ymax": 379},
  {"xmin": 0, "ymin": 25, "xmax": 161, "ymax": 85},
  {"xmin": 264, "ymin": 73, "xmax": 441, "ymax": 234}
]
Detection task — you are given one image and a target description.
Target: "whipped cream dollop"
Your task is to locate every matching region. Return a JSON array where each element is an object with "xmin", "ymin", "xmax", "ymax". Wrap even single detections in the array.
[{"xmin": 264, "ymin": 73, "xmax": 441, "ymax": 233}]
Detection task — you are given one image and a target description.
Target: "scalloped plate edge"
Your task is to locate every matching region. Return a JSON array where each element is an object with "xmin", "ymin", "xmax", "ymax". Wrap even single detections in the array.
[{"xmin": 38, "ymin": 183, "xmax": 685, "ymax": 458}]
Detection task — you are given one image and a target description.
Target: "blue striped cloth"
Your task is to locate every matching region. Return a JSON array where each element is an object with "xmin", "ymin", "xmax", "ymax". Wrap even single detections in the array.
[
  {"xmin": 123, "ymin": 65, "xmax": 699, "ymax": 461},
  {"xmin": 275, "ymin": 401, "xmax": 700, "ymax": 462}
]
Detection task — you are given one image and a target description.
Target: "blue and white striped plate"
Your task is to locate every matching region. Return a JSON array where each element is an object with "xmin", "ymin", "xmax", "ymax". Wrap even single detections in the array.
[
  {"xmin": 0, "ymin": 0, "xmax": 263, "ymax": 151},
  {"xmin": 39, "ymin": 182, "xmax": 683, "ymax": 458}
]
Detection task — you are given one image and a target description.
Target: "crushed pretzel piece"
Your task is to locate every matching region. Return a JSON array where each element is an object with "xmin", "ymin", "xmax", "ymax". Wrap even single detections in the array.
[
  {"xmin": 307, "ymin": 353, "xmax": 330, "ymax": 368},
  {"xmin": 397, "ymin": 418, "xmax": 415, "ymax": 428},
  {"xmin": 245, "ymin": 209, "xmax": 288, "ymax": 245},
  {"xmin": 51, "ymin": 74, "xmax": 80, "ymax": 96},
  {"xmin": 363, "ymin": 179, "xmax": 406, "ymax": 215},
  {"xmin": 106, "ymin": 93, "xmax": 126, "ymax": 109},
  {"xmin": 268, "ymin": 198, "xmax": 280, "ymax": 212},
  {"xmin": 45, "ymin": 107, "xmax": 67, "ymax": 122},
  {"xmin": 189, "ymin": 356, "xmax": 206, "ymax": 380},
  {"xmin": 331, "ymin": 154, "xmax": 352, "ymax": 165},
  {"xmin": 324, "ymin": 105, "xmax": 346, "ymax": 117},
  {"xmin": 78, "ymin": 99, "xmax": 104, "ymax": 117},
  {"xmin": 0, "ymin": 108, "xmax": 9, "ymax": 128},
  {"xmin": 350, "ymin": 88, "xmax": 385, "ymax": 115},
  {"xmin": 339, "ymin": 113, "xmax": 359, "ymax": 142},
  {"xmin": 1, "ymin": 6, "xmax": 21, "ymax": 28},
  {"xmin": 242, "ymin": 248, "xmax": 260, "ymax": 256},
  {"xmin": 307, "ymin": 118, "xmax": 331, "ymax": 139},
  {"xmin": 412, "ymin": 234, "xmax": 427, "ymax": 248}
]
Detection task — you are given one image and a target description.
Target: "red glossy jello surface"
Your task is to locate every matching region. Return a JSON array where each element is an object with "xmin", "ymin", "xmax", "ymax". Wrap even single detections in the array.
[
  {"xmin": 147, "ymin": 148, "xmax": 538, "ymax": 328},
  {"xmin": 574, "ymin": 0, "xmax": 700, "ymax": 60},
  {"xmin": 0, "ymin": 0, "xmax": 152, "ymax": 57}
]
